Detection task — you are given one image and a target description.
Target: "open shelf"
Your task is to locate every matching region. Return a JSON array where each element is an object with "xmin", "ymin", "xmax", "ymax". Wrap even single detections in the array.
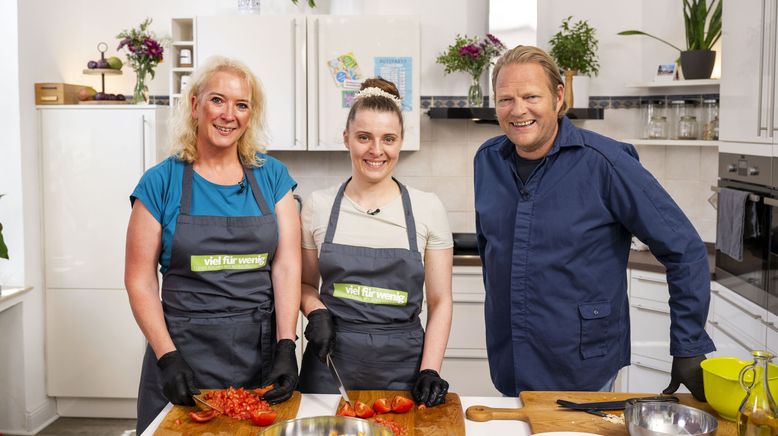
[
  {"xmin": 426, "ymin": 107, "xmax": 604, "ymax": 124},
  {"xmin": 625, "ymin": 138, "xmax": 719, "ymax": 147},
  {"xmin": 627, "ymin": 79, "xmax": 719, "ymax": 88}
]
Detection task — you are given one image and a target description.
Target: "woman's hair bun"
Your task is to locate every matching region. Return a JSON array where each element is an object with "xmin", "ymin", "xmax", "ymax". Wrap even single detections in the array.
[{"xmin": 360, "ymin": 77, "xmax": 400, "ymax": 99}]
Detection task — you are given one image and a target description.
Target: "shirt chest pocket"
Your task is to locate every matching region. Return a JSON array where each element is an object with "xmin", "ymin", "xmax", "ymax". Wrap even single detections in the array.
[{"xmin": 578, "ymin": 302, "xmax": 611, "ymax": 359}]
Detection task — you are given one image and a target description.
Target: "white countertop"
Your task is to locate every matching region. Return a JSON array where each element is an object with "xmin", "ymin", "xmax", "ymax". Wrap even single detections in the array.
[{"xmin": 142, "ymin": 394, "xmax": 530, "ymax": 435}]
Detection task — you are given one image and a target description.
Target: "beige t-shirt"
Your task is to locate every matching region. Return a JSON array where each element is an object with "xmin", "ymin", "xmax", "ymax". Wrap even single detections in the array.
[{"xmin": 301, "ymin": 184, "xmax": 453, "ymax": 257}]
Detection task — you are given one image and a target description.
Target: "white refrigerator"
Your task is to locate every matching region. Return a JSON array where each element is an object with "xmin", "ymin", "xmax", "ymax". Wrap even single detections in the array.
[{"xmin": 195, "ymin": 14, "xmax": 420, "ymax": 151}]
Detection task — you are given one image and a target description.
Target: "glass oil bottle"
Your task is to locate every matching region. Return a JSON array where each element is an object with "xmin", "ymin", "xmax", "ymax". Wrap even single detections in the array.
[{"xmin": 738, "ymin": 350, "xmax": 778, "ymax": 436}]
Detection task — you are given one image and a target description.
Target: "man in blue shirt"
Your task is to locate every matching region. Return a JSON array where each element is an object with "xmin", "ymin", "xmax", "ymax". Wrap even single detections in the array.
[{"xmin": 474, "ymin": 45, "xmax": 715, "ymax": 400}]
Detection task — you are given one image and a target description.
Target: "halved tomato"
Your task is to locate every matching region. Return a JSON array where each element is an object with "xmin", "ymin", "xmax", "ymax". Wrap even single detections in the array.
[
  {"xmin": 254, "ymin": 384, "xmax": 274, "ymax": 397},
  {"xmin": 250, "ymin": 410, "xmax": 278, "ymax": 426},
  {"xmin": 354, "ymin": 400, "xmax": 375, "ymax": 418},
  {"xmin": 189, "ymin": 409, "xmax": 218, "ymax": 423},
  {"xmin": 336, "ymin": 402, "xmax": 355, "ymax": 417},
  {"xmin": 372, "ymin": 398, "xmax": 392, "ymax": 414},
  {"xmin": 390, "ymin": 395, "xmax": 414, "ymax": 413}
]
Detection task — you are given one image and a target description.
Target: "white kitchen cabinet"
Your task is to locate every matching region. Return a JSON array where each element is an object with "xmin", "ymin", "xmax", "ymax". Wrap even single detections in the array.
[
  {"xmin": 709, "ymin": 283, "xmax": 768, "ymax": 359},
  {"xmin": 39, "ymin": 106, "xmax": 167, "ymax": 413},
  {"xmin": 191, "ymin": 15, "xmax": 420, "ymax": 152},
  {"xmin": 196, "ymin": 15, "xmax": 306, "ymax": 152},
  {"xmin": 719, "ymin": 0, "xmax": 777, "ymax": 148}
]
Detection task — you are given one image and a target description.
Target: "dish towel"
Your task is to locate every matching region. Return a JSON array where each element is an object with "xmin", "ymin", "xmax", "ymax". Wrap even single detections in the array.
[{"xmin": 716, "ymin": 187, "xmax": 750, "ymax": 261}]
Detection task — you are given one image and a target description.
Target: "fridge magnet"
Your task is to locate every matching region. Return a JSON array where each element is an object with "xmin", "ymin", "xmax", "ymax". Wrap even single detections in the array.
[
  {"xmin": 374, "ymin": 57, "xmax": 412, "ymax": 112},
  {"xmin": 655, "ymin": 63, "xmax": 676, "ymax": 81},
  {"xmin": 341, "ymin": 90, "xmax": 358, "ymax": 108},
  {"xmin": 328, "ymin": 52, "xmax": 363, "ymax": 88}
]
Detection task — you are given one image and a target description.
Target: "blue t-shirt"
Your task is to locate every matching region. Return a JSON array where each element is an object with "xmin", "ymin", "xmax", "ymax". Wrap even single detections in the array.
[{"xmin": 130, "ymin": 155, "xmax": 297, "ymax": 274}]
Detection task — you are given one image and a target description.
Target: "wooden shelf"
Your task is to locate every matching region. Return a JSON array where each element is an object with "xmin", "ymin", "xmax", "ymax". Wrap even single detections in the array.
[
  {"xmin": 426, "ymin": 107, "xmax": 604, "ymax": 123},
  {"xmin": 627, "ymin": 79, "xmax": 719, "ymax": 88},
  {"xmin": 82, "ymin": 68, "xmax": 122, "ymax": 75},
  {"xmin": 625, "ymin": 138, "xmax": 719, "ymax": 147}
]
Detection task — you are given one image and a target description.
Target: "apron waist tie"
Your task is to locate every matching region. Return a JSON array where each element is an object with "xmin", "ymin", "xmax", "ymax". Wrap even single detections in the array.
[
  {"xmin": 162, "ymin": 301, "xmax": 272, "ymax": 318},
  {"xmin": 333, "ymin": 316, "xmax": 421, "ymax": 333}
]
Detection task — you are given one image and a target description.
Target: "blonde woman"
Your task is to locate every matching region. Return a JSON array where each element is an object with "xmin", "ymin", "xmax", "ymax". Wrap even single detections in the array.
[{"xmin": 125, "ymin": 56, "xmax": 300, "ymax": 433}]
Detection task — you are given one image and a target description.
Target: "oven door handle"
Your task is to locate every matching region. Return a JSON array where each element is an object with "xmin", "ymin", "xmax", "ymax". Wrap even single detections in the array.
[
  {"xmin": 710, "ymin": 186, "xmax": 763, "ymax": 203},
  {"xmin": 764, "ymin": 197, "xmax": 778, "ymax": 207}
]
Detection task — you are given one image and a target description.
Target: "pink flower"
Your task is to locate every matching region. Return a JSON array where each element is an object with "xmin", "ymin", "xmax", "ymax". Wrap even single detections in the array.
[{"xmin": 459, "ymin": 44, "xmax": 482, "ymax": 59}]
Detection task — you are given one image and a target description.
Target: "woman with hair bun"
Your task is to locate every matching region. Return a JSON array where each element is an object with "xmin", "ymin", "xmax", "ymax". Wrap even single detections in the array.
[
  {"xmin": 298, "ymin": 77, "xmax": 454, "ymax": 407},
  {"xmin": 125, "ymin": 56, "xmax": 300, "ymax": 433}
]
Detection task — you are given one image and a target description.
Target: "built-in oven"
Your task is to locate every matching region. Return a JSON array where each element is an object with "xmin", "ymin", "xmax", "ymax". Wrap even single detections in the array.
[{"xmin": 715, "ymin": 153, "xmax": 772, "ymax": 311}]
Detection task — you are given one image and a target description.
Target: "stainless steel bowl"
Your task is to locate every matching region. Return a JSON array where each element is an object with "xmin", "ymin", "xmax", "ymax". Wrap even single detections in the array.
[
  {"xmin": 257, "ymin": 415, "xmax": 394, "ymax": 436},
  {"xmin": 624, "ymin": 401, "xmax": 719, "ymax": 436}
]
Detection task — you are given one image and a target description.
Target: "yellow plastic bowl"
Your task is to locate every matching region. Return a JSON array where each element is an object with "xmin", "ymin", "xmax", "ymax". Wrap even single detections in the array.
[{"xmin": 700, "ymin": 356, "xmax": 778, "ymax": 421}]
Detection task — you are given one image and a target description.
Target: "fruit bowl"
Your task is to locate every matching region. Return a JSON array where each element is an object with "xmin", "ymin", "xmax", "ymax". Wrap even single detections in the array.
[{"xmin": 700, "ymin": 356, "xmax": 778, "ymax": 421}]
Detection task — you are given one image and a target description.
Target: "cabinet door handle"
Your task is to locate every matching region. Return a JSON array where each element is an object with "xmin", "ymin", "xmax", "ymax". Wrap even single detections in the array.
[
  {"xmin": 634, "ymin": 275, "xmax": 667, "ymax": 285},
  {"xmin": 633, "ymin": 303, "xmax": 670, "ymax": 315},
  {"xmin": 715, "ymin": 292, "xmax": 764, "ymax": 320},
  {"xmin": 770, "ymin": 0, "xmax": 778, "ymax": 136},
  {"xmin": 765, "ymin": 197, "xmax": 778, "ymax": 208},
  {"xmin": 709, "ymin": 320, "xmax": 759, "ymax": 350},
  {"xmin": 765, "ymin": 321, "xmax": 778, "ymax": 333},
  {"xmin": 758, "ymin": 0, "xmax": 767, "ymax": 135}
]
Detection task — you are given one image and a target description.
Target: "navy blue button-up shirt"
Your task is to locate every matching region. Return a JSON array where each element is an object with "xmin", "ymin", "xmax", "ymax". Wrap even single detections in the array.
[{"xmin": 474, "ymin": 117, "xmax": 715, "ymax": 395}]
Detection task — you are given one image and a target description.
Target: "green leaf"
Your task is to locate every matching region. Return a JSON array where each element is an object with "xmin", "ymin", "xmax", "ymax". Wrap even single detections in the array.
[
  {"xmin": 0, "ymin": 223, "xmax": 7, "ymax": 260},
  {"xmin": 617, "ymin": 30, "xmax": 683, "ymax": 52}
]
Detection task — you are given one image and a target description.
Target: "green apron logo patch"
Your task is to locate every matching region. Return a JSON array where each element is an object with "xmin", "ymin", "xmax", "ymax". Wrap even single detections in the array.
[
  {"xmin": 333, "ymin": 283, "xmax": 408, "ymax": 306},
  {"xmin": 191, "ymin": 254, "xmax": 268, "ymax": 272}
]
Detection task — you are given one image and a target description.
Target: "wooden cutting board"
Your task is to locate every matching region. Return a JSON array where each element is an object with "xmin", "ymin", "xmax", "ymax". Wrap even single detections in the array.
[
  {"xmin": 336, "ymin": 390, "xmax": 466, "ymax": 436},
  {"xmin": 466, "ymin": 392, "xmax": 736, "ymax": 436},
  {"xmin": 153, "ymin": 390, "xmax": 301, "ymax": 436}
]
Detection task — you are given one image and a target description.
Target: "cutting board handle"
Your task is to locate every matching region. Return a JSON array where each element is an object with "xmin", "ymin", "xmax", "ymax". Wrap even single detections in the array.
[{"xmin": 465, "ymin": 405, "xmax": 530, "ymax": 422}]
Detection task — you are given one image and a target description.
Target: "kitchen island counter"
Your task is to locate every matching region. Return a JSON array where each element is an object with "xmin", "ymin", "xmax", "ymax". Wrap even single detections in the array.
[{"xmin": 142, "ymin": 394, "xmax": 529, "ymax": 435}]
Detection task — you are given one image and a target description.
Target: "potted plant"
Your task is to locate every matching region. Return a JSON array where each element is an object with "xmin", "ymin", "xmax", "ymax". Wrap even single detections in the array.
[
  {"xmin": 436, "ymin": 34, "xmax": 506, "ymax": 107},
  {"xmin": 618, "ymin": 0, "xmax": 722, "ymax": 80},
  {"xmin": 548, "ymin": 16, "xmax": 600, "ymax": 109}
]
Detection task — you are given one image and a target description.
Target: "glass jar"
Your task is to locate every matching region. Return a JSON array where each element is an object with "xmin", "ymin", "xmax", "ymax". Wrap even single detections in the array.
[
  {"xmin": 678, "ymin": 115, "xmax": 699, "ymax": 139},
  {"xmin": 737, "ymin": 350, "xmax": 778, "ymax": 436},
  {"xmin": 669, "ymin": 100, "xmax": 688, "ymax": 139},
  {"xmin": 702, "ymin": 99, "xmax": 719, "ymax": 140},
  {"xmin": 237, "ymin": 0, "xmax": 260, "ymax": 14},
  {"xmin": 641, "ymin": 99, "xmax": 666, "ymax": 139},
  {"xmin": 648, "ymin": 115, "xmax": 668, "ymax": 139}
]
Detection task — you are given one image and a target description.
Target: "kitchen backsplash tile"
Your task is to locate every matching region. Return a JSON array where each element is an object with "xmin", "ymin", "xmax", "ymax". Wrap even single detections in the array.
[
  {"xmin": 635, "ymin": 145, "xmax": 667, "ymax": 181},
  {"xmin": 666, "ymin": 146, "xmax": 702, "ymax": 181}
]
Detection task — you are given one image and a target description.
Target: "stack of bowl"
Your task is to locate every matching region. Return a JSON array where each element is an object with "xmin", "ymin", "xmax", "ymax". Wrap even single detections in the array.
[{"xmin": 624, "ymin": 400, "xmax": 718, "ymax": 436}]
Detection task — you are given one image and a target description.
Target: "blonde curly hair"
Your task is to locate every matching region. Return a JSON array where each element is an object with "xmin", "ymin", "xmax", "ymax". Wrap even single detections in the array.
[{"xmin": 168, "ymin": 56, "xmax": 268, "ymax": 167}]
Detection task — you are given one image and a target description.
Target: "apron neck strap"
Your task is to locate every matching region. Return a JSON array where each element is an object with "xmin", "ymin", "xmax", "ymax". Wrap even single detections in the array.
[
  {"xmin": 324, "ymin": 177, "xmax": 419, "ymax": 252},
  {"xmin": 244, "ymin": 166, "xmax": 272, "ymax": 216},
  {"xmin": 181, "ymin": 163, "xmax": 272, "ymax": 216}
]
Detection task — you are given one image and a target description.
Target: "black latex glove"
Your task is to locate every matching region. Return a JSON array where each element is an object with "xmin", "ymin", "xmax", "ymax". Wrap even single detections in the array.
[
  {"xmin": 157, "ymin": 350, "xmax": 199, "ymax": 406},
  {"xmin": 412, "ymin": 369, "xmax": 449, "ymax": 407},
  {"xmin": 304, "ymin": 308, "xmax": 336, "ymax": 363},
  {"xmin": 261, "ymin": 339, "xmax": 298, "ymax": 404},
  {"xmin": 662, "ymin": 355, "xmax": 707, "ymax": 402}
]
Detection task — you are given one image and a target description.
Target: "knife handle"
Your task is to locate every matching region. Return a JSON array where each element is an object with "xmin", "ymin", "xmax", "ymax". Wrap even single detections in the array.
[{"xmin": 465, "ymin": 405, "xmax": 530, "ymax": 422}]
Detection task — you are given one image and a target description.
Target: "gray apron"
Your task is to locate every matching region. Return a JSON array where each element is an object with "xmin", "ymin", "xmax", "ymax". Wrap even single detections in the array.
[
  {"xmin": 136, "ymin": 164, "xmax": 278, "ymax": 433},
  {"xmin": 298, "ymin": 178, "xmax": 425, "ymax": 393}
]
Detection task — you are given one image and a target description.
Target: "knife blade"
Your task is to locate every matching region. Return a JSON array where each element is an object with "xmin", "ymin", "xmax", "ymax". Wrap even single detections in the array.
[
  {"xmin": 556, "ymin": 395, "xmax": 679, "ymax": 411},
  {"xmin": 193, "ymin": 393, "xmax": 224, "ymax": 413},
  {"xmin": 326, "ymin": 353, "xmax": 352, "ymax": 406}
]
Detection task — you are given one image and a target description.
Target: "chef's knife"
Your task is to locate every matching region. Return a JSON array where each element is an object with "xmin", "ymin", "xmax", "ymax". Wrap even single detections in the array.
[
  {"xmin": 556, "ymin": 395, "xmax": 678, "ymax": 411},
  {"xmin": 326, "ymin": 353, "xmax": 352, "ymax": 406},
  {"xmin": 193, "ymin": 393, "xmax": 224, "ymax": 413}
]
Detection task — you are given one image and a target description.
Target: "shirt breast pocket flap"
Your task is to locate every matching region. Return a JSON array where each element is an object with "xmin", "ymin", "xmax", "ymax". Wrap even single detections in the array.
[{"xmin": 578, "ymin": 302, "xmax": 611, "ymax": 359}]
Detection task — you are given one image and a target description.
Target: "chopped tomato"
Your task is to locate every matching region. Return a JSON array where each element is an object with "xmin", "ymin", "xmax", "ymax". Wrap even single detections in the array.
[
  {"xmin": 189, "ymin": 409, "xmax": 218, "ymax": 423},
  {"xmin": 250, "ymin": 410, "xmax": 278, "ymax": 426},
  {"xmin": 203, "ymin": 387, "xmax": 273, "ymax": 420},
  {"xmin": 390, "ymin": 395, "xmax": 414, "ymax": 413},
  {"xmin": 254, "ymin": 384, "xmax": 275, "ymax": 397},
  {"xmin": 336, "ymin": 402, "xmax": 355, "ymax": 417},
  {"xmin": 354, "ymin": 400, "xmax": 375, "ymax": 418},
  {"xmin": 372, "ymin": 398, "xmax": 392, "ymax": 414},
  {"xmin": 417, "ymin": 404, "xmax": 427, "ymax": 410},
  {"xmin": 374, "ymin": 416, "xmax": 407, "ymax": 436},
  {"xmin": 174, "ymin": 418, "xmax": 182, "ymax": 426}
]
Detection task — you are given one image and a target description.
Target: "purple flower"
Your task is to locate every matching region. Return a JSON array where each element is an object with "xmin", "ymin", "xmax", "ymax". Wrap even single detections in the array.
[
  {"xmin": 459, "ymin": 43, "xmax": 482, "ymax": 59},
  {"xmin": 117, "ymin": 37, "xmax": 130, "ymax": 51},
  {"xmin": 144, "ymin": 38, "xmax": 164, "ymax": 60},
  {"xmin": 486, "ymin": 33, "xmax": 504, "ymax": 47}
]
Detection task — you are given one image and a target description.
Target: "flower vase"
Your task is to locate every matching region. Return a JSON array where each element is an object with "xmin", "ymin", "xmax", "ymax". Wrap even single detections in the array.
[
  {"xmin": 468, "ymin": 74, "xmax": 484, "ymax": 107},
  {"xmin": 133, "ymin": 72, "xmax": 149, "ymax": 104}
]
